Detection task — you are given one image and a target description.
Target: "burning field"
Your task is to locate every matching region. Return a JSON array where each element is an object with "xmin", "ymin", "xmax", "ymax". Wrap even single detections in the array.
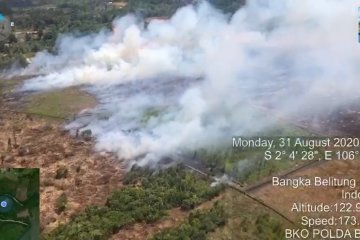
[
  {"xmin": 1, "ymin": 0, "xmax": 360, "ymax": 239},
  {"xmin": 6, "ymin": 0, "xmax": 359, "ymax": 168}
]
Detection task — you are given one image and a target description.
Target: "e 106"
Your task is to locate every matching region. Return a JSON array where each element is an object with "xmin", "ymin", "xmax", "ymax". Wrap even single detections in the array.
[{"xmin": 335, "ymin": 151, "xmax": 358, "ymax": 160}]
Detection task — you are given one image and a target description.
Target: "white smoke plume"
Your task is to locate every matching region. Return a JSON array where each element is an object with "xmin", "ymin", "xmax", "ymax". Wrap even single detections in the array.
[{"xmin": 12, "ymin": 0, "xmax": 360, "ymax": 166}]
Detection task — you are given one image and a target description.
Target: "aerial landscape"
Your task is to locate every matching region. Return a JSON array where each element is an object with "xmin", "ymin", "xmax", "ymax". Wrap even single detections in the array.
[{"xmin": 0, "ymin": 0, "xmax": 360, "ymax": 239}]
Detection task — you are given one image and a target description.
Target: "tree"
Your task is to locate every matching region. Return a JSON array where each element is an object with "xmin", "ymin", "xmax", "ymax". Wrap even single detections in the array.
[
  {"xmin": 43, "ymin": 31, "xmax": 55, "ymax": 41},
  {"xmin": 25, "ymin": 33, "xmax": 31, "ymax": 42},
  {"xmin": 55, "ymin": 193, "xmax": 68, "ymax": 214},
  {"xmin": 8, "ymin": 33, "xmax": 17, "ymax": 43},
  {"xmin": 0, "ymin": 42, "xmax": 5, "ymax": 52},
  {"xmin": 37, "ymin": 29, "xmax": 44, "ymax": 39}
]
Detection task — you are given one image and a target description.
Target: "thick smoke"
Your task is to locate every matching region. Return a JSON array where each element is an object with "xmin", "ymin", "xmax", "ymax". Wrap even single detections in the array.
[{"xmin": 14, "ymin": 0, "xmax": 360, "ymax": 166}]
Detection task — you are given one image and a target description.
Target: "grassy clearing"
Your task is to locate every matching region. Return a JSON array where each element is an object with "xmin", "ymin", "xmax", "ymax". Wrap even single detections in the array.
[
  {"xmin": 23, "ymin": 87, "xmax": 96, "ymax": 119},
  {"xmin": 152, "ymin": 202, "xmax": 227, "ymax": 240},
  {"xmin": 207, "ymin": 189, "xmax": 289, "ymax": 240},
  {"xmin": 0, "ymin": 78, "xmax": 23, "ymax": 96}
]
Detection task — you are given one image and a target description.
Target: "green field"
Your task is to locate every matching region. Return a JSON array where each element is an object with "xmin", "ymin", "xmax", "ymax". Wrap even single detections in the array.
[
  {"xmin": 207, "ymin": 189, "xmax": 290, "ymax": 240},
  {"xmin": 24, "ymin": 87, "xmax": 96, "ymax": 119}
]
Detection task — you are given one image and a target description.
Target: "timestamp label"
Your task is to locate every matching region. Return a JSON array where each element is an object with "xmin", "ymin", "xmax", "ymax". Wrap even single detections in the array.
[{"xmin": 232, "ymin": 136, "xmax": 360, "ymax": 161}]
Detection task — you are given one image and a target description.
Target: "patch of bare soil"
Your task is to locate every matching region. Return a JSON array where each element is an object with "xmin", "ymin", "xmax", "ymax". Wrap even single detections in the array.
[
  {"xmin": 0, "ymin": 112, "xmax": 124, "ymax": 233},
  {"xmin": 111, "ymin": 194, "xmax": 224, "ymax": 240}
]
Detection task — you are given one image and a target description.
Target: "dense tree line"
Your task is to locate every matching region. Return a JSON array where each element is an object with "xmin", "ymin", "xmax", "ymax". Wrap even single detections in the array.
[
  {"xmin": 127, "ymin": 0, "xmax": 184, "ymax": 18},
  {"xmin": 127, "ymin": 0, "xmax": 247, "ymax": 18},
  {"xmin": 0, "ymin": 1, "xmax": 128, "ymax": 67},
  {"xmin": 45, "ymin": 165, "xmax": 224, "ymax": 240},
  {"xmin": 236, "ymin": 212, "xmax": 284, "ymax": 239},
  {"xmin": 1, "ymin": 0, "xmax": 248, "ymax": 68},
  {"xmin": 208, "ymin": 0, "xmax": 246, "ymax": 13}
]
